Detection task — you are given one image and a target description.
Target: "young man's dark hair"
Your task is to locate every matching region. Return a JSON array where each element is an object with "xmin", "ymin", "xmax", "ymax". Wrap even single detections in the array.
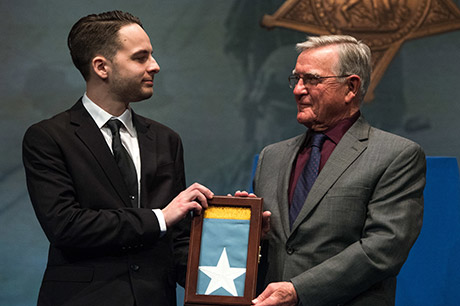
[{"xmin": 67, "ymin": 10, "xmax": 142, "ymax": 80}]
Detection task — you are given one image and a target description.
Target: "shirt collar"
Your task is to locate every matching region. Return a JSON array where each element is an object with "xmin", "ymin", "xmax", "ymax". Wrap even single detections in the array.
[
  {"xmin": 82, "ymin": 93, "xmax": 136, "ymax": 137},
  {"xmin": 307, "ymin": 111, "xmax": 360, "ymax": 145}
]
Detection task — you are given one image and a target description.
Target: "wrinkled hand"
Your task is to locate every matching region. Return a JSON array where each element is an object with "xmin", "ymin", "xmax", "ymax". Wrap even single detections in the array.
[
  {"xmin": 162, "ymin": 182, "xmax": 213, "ymax": 227},
  {"xmin": 228, "ymin": 190, "xmax": 271, "ymax": 238},
  {"xmin": 260, "ymin": 210, "xmax": 271, "ymax": 239},
  {"xmin": 252, "ymin": 282, "xmax": 298, "ymax": 306},
  {"xmin": 233, "ymin": 190, "xmax": 256, "ymax": 197}
]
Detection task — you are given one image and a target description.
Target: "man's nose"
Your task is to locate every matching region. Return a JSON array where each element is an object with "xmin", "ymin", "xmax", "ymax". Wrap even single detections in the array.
[
  {"xmin": 293, "ymin": 78, "xmax": 307, "ymax": 95},
  {"xmin": 148, "ymin": 56, "xmax": 160, "ymax": 74}
]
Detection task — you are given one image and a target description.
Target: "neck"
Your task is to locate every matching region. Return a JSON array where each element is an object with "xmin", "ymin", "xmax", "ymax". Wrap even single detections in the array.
[
  {"xmin": 86, "ymin": 85, "xmax": 129, "ymax": 117},
  {"xmin": 308, "ymin": 109, "xmax": 360, "ymax": 132}
]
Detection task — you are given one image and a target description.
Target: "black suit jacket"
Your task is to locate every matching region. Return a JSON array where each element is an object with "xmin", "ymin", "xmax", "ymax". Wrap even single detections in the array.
[{"xmin": 23, "ymin": 100, "xmax": 189, "ymax": 306}]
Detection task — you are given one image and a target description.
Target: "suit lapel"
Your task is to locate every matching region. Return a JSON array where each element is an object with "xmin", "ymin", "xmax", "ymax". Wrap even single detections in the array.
[
  {"xmin": 290, "ymin": 116, "xmax": 370, "ymax": 232},
  {"xmin": 133, "ymin": 112, "xmax": 158, "ymax": 207},
  {"xmin": 278, "ymin": 134, "xmax": 307, "ymax": 238},
  {"xmin": 70, "ymin": 100, "xmax": 132, "ymax": 207}
]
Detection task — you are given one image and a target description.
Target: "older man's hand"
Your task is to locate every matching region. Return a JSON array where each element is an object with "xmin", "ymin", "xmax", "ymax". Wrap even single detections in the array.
[
  {"xmin": 252, "ymin": 282, "xmax": 298, "ymax": 306},
  {"xmin": 227, "ymin": 191, "xmax": 271, "ymax": 238}
]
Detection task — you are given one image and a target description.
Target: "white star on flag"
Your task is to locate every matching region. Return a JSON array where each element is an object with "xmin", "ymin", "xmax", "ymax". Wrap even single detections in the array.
[{"xmin": 198, "ymin": 247, "xmax": 246, "ymax": 296}]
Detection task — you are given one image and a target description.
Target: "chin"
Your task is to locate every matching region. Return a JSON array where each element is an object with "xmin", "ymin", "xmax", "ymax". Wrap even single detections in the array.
[
  {"xmin": 141, "ymin": 91, "xmax": 154, "ymax": 100},
  {"xmin": 297, "ymin": 113, "xmax": 314, "ymax": 127},
  {"xmin": 130, "ymin": 93, "xmax": 152, "ymax": 103}
]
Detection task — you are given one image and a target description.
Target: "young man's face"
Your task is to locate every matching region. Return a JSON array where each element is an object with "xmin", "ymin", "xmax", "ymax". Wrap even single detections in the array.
[{"xmin": 109, "ymin": 23, "xmax": 160, "ymax": 103}]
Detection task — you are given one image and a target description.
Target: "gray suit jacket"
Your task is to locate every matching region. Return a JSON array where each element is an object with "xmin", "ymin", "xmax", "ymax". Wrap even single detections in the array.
[{"xmin": 254, "ymin": 116, "xmax": 425, "ymax": 306}]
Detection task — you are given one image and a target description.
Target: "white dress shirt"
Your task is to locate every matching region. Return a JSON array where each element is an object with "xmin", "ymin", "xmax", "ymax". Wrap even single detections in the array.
[{"xmin": 82, "ymin": 94, "xmax": 167, "ymax": 233}]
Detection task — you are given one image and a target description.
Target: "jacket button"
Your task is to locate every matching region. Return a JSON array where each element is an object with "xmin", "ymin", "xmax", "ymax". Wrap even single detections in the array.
[
  {"xmin": 286, "ymin": 246, "xmax": 294, "ymax": 255},
  {"xmin": 130, "ymin": 264, "xmax": 140, "ymax": 271}
]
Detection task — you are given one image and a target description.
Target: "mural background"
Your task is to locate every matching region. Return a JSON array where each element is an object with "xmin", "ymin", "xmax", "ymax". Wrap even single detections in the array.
[{"xmin": 1, "ymin": 0, "xmax": 460, "ymax": 305}]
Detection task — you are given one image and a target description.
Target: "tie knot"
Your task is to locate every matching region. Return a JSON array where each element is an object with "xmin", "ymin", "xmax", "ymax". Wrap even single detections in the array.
[
  {"xmin": 106, "ymin": 119, "xmax": 123, "ymax": 135},
  {"xmin": 311, "ymin": 133, "xmax": 327, "ymax": 148}
]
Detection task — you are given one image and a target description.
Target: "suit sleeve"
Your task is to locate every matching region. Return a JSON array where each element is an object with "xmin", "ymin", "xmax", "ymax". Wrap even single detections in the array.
[
  {"xmin": 22, "ymin": 123, "xmax": 162, "ymax": 251},
  {"xmin": 291, "ymin": 142, "xmax": 426, "ymax": 305}
]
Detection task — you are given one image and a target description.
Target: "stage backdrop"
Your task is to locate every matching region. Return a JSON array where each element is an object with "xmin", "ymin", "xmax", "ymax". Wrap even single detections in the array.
[{"xmin": 1, "ymin": 1, "xmax": 460, "ymax": 305}]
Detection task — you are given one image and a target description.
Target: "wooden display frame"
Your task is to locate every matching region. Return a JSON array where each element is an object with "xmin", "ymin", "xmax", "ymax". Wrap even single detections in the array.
[{"xmin": 184, "ymin": 196, "xmax": 263, "ymax": 306}]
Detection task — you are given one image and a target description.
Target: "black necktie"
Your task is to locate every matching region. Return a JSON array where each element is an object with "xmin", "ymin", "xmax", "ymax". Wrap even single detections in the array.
[
  {"xmin": 290, "ymin": 133, "xmax": 327, "ymax": 228},
  {"xmin": 106, "ymin": 119, "xmax": 138, "ymax": 207}
]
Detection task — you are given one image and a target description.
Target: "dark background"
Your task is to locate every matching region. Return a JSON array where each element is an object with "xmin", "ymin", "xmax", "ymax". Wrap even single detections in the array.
[{"xmin": 1, "ymin": 1, "xmax": 460, "ymax": 305}]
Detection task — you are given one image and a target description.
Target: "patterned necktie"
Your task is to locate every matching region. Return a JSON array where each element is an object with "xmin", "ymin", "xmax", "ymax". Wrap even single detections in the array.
[
  {"xmin": 106, "ymin": 119, "xmax": 138, "ymax": 207},
  {"xmin": 290, "ymin": 132, "xmax": 327, "ymax": 228}
]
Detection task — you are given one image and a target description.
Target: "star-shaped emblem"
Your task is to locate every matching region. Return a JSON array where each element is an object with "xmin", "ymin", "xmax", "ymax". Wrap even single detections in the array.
[
  {"xmin": 198, "ymin": 247, "xmax": 246, "ymax": 296},
  {"xmin": 261, "ymin": 0, "xmax": 460, "ymax": 102}
]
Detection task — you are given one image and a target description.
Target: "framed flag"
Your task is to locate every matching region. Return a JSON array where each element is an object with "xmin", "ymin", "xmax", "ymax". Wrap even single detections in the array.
[{"xmin": 184, "ymin": 196, "xmax": 263, "ymax": 306}]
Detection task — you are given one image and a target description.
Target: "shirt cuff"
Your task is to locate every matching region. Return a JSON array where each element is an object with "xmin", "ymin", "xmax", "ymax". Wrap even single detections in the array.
[{"xmin": 152, "ymin": 209, "xmax": 167, "ymax": 235}]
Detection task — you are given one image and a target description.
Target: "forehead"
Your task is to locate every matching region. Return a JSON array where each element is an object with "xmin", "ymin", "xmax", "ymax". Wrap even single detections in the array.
[
  {"xmin": 116, "ymin": 23, "xmax": 152, "ymax": 54},
  {"xmin": 295, "ymin": 46, "xmax": 339, "ymax": 75}
]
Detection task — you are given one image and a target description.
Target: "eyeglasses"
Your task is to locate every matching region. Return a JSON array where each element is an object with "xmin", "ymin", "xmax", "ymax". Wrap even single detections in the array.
[{"xmin": 288, "ymin": 74, "xmax": 350, "ymax": 88}]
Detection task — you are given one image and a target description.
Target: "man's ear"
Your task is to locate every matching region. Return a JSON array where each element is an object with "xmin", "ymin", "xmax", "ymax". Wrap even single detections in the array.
[
  {"xmin": 91, "ymin": 56, "xmax": 110, "ymax": 80},
  {"xmin": 344, "ymin": 75, "xmax": 361, "ymax": 103}
]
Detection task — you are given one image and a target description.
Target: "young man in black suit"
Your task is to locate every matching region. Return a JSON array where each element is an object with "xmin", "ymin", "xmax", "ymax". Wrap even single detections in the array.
[{"xmin": 23, "ymin": 11, "xmax": 213, "ymax": 306}]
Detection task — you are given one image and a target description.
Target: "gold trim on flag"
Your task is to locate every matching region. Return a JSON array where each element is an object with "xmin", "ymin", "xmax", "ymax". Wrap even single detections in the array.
[{"xmin": 204, "ymin": 206, "xmax": 251, "ymax": 220}]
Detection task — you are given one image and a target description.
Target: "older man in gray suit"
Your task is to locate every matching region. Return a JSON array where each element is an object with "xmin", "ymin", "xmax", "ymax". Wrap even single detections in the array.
[{"xmin": 250, "ymin": 35, "xmax": 426, "ymax": 306}]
